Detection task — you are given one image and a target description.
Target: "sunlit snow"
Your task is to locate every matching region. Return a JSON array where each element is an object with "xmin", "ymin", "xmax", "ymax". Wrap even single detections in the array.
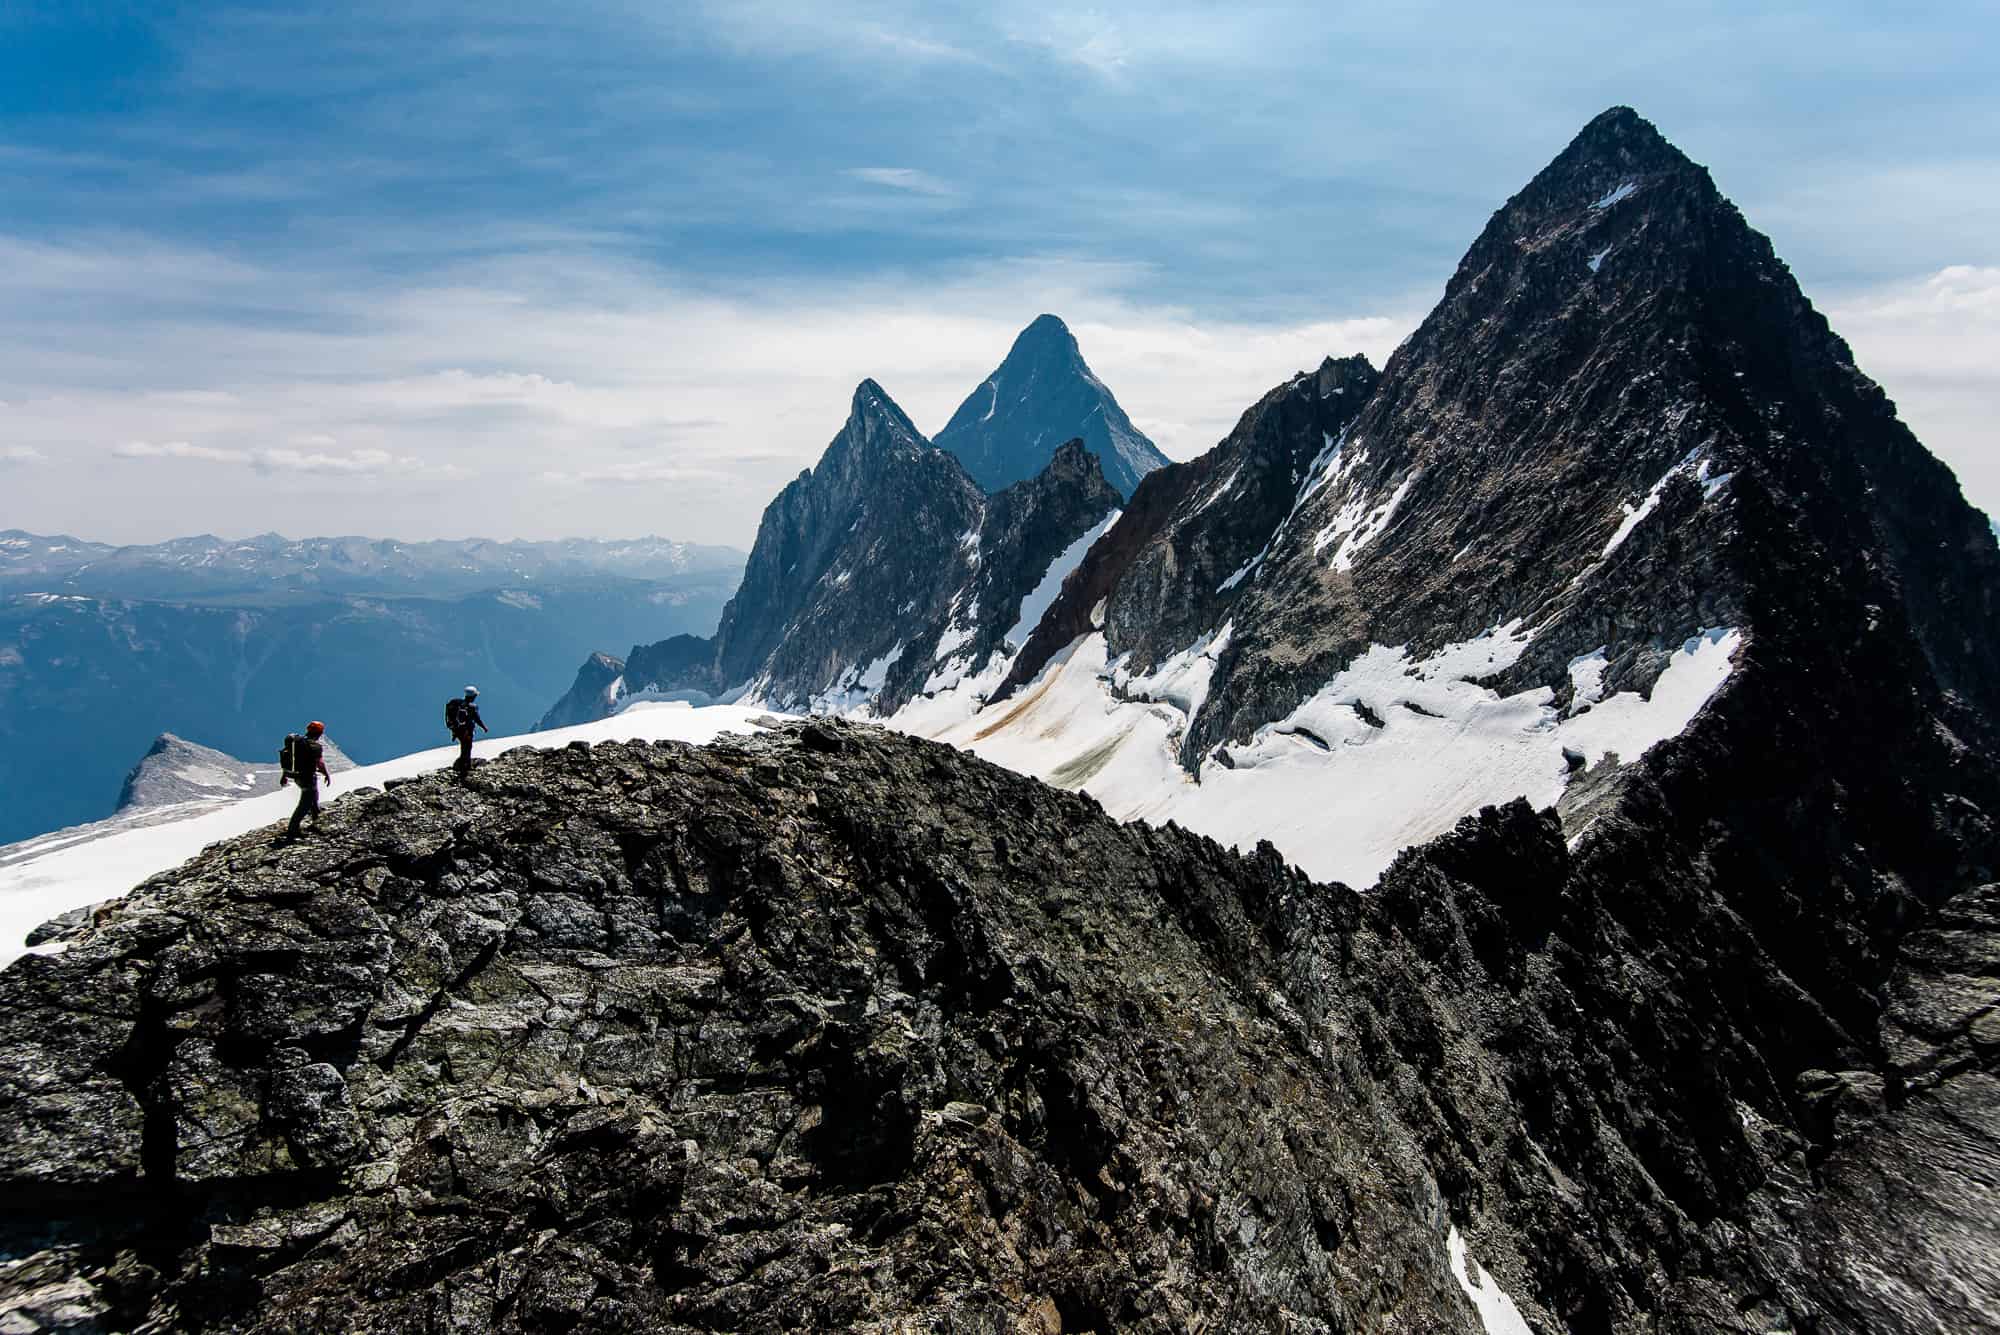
[
  {"xmin": 1448, "ymin": 1226, "xmax": 1536, "ymax": 1335},
  {"xmin": 909, "ymin": 620, "xmax": 1742, "ymax": 889}
]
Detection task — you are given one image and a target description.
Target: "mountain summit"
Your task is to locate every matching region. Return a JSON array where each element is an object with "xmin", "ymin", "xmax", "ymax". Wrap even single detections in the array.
[{"xmin": 933, "ymin": 314, "xmax": 1168, "ymax": 499}]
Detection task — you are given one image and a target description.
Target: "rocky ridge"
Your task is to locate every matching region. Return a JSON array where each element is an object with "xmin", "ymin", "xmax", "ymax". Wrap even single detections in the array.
[{"xmin": 1, "ymin": 718, "xmax": 1994, "ymax": 1331}]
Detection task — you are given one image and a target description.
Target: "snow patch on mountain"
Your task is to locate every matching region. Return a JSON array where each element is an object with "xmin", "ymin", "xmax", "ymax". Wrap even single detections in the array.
[
  {"xmin": 1592, "ymin": 180, "xmax": 1639, "ymax": 210},
  {"xmin": 806, "ymin": 643, "xmax": 905, "ymax": 715},
  {"xmin": 1602, "ymin": 448, "xmax": 1704, "ymax": 558},
  {"xmin": 903, "ymin": 620, "xmax": 1742, "ymax": 889},
  {"xmin": 1567, "ymin": 648, "xmax": 1609, "ymax": 712},
  {"xmin": 1317, "ymin": 471, "xmax": 1420, "ymax": 573},
  {"xmin": 1114, "ymin": 622, "xmax": 1233, "ymax": 720},
  {"xmin": 1006, "ymin": 510, "xmax": 1119, "ymax": 650},
  {"xmin": 1447, "ymin": 1227, "xmax": 1535, "ymax": 1335}
]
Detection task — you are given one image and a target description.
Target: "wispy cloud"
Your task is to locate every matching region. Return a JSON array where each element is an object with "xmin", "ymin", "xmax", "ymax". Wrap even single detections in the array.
[
  {"xmin": 844, "ymin": 167, "xmax": 953, "ymax": 196},
  {"xmin": 0, "ymin": 445, "xmax": 45, "ymax": 465},
  {"xmin": 254, "ymin": 447, "xmax": 427, "ymax": 476},
  {"xmin": 113, "ymin": 440, "xmax": 248, "ymax": 463},
  {"xmin": 110, "ymin": 437, "xmax": 456, "ymax": 479}
]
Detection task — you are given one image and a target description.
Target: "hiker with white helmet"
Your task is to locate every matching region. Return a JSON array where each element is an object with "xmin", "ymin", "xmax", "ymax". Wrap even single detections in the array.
[{"xmin": 446, "ymin": 686, "xmax": 488, "ymax": 778}]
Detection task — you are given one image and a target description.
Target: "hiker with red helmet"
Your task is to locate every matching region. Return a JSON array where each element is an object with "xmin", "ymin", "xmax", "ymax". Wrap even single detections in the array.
[{"xmin": 280, "ymin": 720, "xmax": 333, "ymax": 839}]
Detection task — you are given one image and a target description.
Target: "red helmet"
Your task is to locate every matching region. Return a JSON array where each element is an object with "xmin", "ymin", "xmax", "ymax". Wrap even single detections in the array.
[{"xmin": 306, "ymin": 720, "xmax": 325, "ymax": 737}]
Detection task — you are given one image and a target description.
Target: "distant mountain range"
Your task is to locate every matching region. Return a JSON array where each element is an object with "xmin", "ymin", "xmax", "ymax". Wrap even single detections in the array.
[
  {"xmin": 540, "ymin": 315, "xmax": 1163, "ymax": 729},
  {"xmin": 0, "ymin": 531, "xmax": 740, "ymax": 601}
]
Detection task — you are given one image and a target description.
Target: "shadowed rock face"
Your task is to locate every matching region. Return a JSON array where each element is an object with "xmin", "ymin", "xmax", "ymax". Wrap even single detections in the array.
[
  {"xmin": 995, "ymin": 353, "xmax": 1380, "ymax": 725},
  {"xmin": 2, "ymin": 717, "xmax": 1995, "ymax": 1332},
  {"xmin": 541, "ymin": 386, "xmax": 1119, "ymax": 726}
]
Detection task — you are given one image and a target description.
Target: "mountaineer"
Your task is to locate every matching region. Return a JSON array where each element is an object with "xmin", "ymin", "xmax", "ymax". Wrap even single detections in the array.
[
  {"xmin": 447, "ymin": 685, "xmax": 489, "ymax": 778},
  {"xmin": 279, "ymin": 720, "xmax": 332, "ymax": 838}
]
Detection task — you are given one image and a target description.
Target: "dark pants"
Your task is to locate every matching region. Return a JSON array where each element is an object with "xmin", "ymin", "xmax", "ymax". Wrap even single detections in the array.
[
  {"xmin": 287, "ymin": 780, "xmax": 320, "ymax": 836},
  {"xmin": 453, "ymin": 727, "xmax": 474, "ymax": 776}
]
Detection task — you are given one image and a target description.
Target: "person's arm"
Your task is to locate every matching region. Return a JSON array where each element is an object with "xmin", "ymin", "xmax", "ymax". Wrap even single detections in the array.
[
  {"xmin": 477, "ymin": 706, "xmax": 489, "ymax": 733},
  {"xmin": 318, "ymin": 754, "xmax": 332, "ymax": 785}
]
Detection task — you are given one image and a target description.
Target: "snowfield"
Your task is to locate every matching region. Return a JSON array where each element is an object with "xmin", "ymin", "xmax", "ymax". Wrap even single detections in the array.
[
  {"xmin": 902, "ymin": 622, "xmax": 1743, "ymax": 890},
  {"xmin": 0, "ymin": 703, "xmax": 778, "ymax": 966}
]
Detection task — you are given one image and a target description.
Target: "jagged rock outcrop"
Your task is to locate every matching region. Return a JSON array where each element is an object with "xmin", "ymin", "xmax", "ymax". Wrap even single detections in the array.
[
  {"xmin": 543, "ymin": 384, "xmax": 1119, "ymax": 726},
  {"xmin": 1, "ymin": 720, "xmax": 1994, "ymax": 1332},
  {"xmin": 117, "ymin": 733, "xmax": 356, "ymax": 814},
  {"xmin": 933, "ymin": 314, "xmax": 1169, "ymax": 499},
  {"xmin": 536, "ymin": 652, "xmax": 632, "ymax": 732}
]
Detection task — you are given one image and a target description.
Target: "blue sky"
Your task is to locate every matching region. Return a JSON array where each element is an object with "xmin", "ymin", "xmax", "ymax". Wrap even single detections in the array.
[{"xmin": 1, "ymin": 1, "xmax": 1994, "ymax": 545}]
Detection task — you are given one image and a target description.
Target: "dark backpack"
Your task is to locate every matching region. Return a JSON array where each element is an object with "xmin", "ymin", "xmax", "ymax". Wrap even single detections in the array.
[
  {"xmin": 445, "ymin": 697, "xmax": 469, "ymax": 732},
  {"xmin": 279, "ymin": 733, "xmax": 302, "ymax": 779}
]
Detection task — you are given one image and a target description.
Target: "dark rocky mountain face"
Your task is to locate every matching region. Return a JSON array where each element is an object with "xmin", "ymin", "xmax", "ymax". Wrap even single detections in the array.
[
  {"xmin": 711, "ymin": 380, "xmax": 986, "ymax": 701},
  {"xmin": 933, "ymin": 314, "xmax": 1170, "ymax": 499},
  {"xmin": 998, "ymin": 353, "xmax": 1379, "ymax": 717},
  {"xmin": 542, "ymin": 382, "xmax": 1119, "ymax": 727},
  {"xmin": 0, "ymin": 574, "xmax": 736, "ymax": 845},
  {"xmin": 1184, "ymin": 106, "xmax": 2000, "ymax": 758},
  {"xmin": 2, "ymin": 722, "xmax": 1993, "ymax": 1332}
]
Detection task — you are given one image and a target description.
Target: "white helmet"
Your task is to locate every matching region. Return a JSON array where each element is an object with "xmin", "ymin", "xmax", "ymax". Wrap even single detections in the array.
[{"xmin": 464, "ymin": 685, "xmax": 479, "ymax": 698}]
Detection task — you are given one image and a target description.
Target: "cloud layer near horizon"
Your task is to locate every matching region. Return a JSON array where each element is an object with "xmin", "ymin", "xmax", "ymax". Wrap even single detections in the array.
[{"xmin": 0, "ymin": 240, "xmax": 1418, "ymax": 544}]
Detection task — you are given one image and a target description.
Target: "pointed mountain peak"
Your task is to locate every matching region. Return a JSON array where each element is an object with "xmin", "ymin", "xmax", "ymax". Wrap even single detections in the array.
[
  {"xmin": 1040, "ymin": 437, "xmax": 1102, "ymax": 484},
  {"xmin": 849, "ymin": 376, "xmax": 897, "ymax": 415},
  {"xmin": 1018, "ymin": 313, "xmax": 1073, "ymax": 342},
  {"xmin": 997, "ymin": 314, "xmax": 1085, "ymax": 372},
  {"xmin": 936, "ymin": 315, "xmax": 1167, "ymax": 499},
  {"xmin": 844, "ymin": 378, "xmax": 926, "ymax": 445},
  {"xmin": 1527, "ymin": 105, "xmax": 1706, "ymax": 208},
  {"xmin": 1548, "ymin": 105, "xmax": 1696, "ymax": 183},
  {"xmin": 1315, "ymin": 354, "xmax": 1378, "ymax": 398}
]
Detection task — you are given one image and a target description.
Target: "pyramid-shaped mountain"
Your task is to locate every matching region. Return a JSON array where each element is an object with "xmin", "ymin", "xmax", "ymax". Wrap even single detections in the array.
[
  {"xmin": 907, "ymin": 105, "xmax": 2000, "ymax": 1329},
  {"xmin": 933, "ymin": 314, "xmax": 1169, "ymax": 499},
  {"xmin": 541, "ymin": 380, "xmax": 1120, "ymax": 726}
]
